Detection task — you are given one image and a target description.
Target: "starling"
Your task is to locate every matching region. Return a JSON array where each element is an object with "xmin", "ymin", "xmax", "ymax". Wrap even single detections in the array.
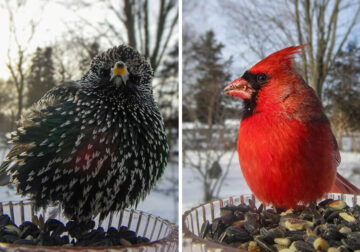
[{"xmin": 0, "ymin": 45, "xmax": 169, "ymax": 221}]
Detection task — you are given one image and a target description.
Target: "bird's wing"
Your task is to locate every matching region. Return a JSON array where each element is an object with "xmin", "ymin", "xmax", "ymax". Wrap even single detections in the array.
[
  {"xmin": 21, "ymin": 81, "xmax": 80, "ymax": 128},
  {"xmin": 0, "ymin": 81, "xmax": 81, "ymax": 185}
]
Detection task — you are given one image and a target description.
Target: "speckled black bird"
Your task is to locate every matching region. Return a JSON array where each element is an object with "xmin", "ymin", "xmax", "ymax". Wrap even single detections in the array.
[{"xmin": 0, "ymin": 45, "xmax": 169, "ymax": 221}]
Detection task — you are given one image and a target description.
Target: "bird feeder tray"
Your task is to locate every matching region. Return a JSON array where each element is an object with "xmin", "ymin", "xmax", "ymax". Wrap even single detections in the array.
[
  {"xmin": 0, "ymin": 200, "xmax": 178, "ymax": 251},
  {"xmin": 183, "ymin": 193, "xmax": 360, "ymax": 252}
]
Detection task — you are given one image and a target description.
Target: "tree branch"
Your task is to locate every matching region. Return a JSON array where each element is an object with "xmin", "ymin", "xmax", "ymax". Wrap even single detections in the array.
[
  {"xmin": 327, "ymin": 3, "xmax": 360, "ymax": 73},
  {"xmin": 294, "ymin": 0, "xmax": 309, "ymax": 83}
]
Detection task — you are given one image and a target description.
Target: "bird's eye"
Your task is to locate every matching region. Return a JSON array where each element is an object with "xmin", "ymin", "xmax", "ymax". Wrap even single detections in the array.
[
  {"xmin": 100, "ymin": 68, "xmax": 110, "ymax": 77},
  {"xmin": 256, "ymin": 73, "xmax": 268, "ymax": 84}
]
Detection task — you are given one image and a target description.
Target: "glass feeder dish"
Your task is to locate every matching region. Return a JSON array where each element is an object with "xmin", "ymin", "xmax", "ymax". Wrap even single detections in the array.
[
  {"xmin": 183, "ymin": 193, "xmax": 360, "ymax": 252},
  {"xmin": 0, "ymin": 200, "xmax": 178, "ymax": 251}
]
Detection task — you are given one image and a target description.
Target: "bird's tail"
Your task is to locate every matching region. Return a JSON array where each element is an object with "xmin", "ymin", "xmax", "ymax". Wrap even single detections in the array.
[
  {"xmin": 0, "ymin": 161, "xmax": 11, "ymax": 186},
  {"xmin": 331, "ymin": 172, "xmax": 360, "ymax": 194}
]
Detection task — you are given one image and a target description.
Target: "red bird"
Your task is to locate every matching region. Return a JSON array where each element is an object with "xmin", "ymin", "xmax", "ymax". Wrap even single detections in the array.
[{"xmin": 224, "ymin": 45, "xmax": 359, "ymax": 209}]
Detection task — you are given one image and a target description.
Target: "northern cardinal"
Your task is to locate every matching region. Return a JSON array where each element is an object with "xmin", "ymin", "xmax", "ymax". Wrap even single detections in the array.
[{"xmin": 224, "ymin": 45, "xmax": 359, "ymax": 209}]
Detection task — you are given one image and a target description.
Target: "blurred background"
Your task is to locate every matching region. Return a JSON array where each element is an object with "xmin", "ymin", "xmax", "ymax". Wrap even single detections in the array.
[
  {"xmin": 0, "ymin": 0, "xmax": 178, "ymax": 223},
  {"xmin": 182, "ymin": 0, "xmax": 360, "ymax": 211}
]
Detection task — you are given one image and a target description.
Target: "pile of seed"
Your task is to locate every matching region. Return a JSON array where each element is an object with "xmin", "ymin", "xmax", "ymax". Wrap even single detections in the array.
[
  {"xmin": 200, "ymin": 199, "xmax": 360, "ymax": 251},
  {"xmin": 0, "ymin": 215, "xmax": 150, "ymax": 247}
]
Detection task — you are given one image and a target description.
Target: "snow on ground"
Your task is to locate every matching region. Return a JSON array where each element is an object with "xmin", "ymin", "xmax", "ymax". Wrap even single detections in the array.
[
  {"xmin": 0, "ymin": 147, "xmax": 178, "ymax": 224},
  {"xmin": 182, "ymin": 150, "xmax": 360, "ymax": 213}
]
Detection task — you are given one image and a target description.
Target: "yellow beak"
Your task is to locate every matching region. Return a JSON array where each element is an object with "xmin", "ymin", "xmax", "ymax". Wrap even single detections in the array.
[{"xmin": 113, "ymin": 66, "xmax": 127, "ymax": 76}]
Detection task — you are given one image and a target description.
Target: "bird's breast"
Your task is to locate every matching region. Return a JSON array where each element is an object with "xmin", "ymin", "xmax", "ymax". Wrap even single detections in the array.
[{"xmin": 237, "ymin": 113, "xmax": 337, "ymax": 208}]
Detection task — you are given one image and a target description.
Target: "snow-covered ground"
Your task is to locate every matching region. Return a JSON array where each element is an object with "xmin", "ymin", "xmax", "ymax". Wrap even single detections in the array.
[
  {"xmin": 0, "ymin": 147, "xmax": 178, "ymax": 224},
  {"xmin": 183, "ymin": 150, "xmax": 360, "ymax": 212}
]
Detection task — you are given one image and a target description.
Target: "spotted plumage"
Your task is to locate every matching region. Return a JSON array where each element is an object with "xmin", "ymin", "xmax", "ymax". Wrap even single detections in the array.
[{"xmin": 0, "ymin": 45, "xmax": 168, "ymax": 221}]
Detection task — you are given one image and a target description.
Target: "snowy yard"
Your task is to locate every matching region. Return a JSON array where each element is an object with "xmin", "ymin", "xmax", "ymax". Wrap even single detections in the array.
[
  {"xmin": 0, "ymin": 147, "xmax": 178, "ymax": 224},
  {"xmin": 182, "ymin": 150, "xmax": 360, "ymax": 212}
]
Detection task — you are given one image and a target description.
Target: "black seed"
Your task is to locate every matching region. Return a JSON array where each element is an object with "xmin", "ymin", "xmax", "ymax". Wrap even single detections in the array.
[
  {"xmin": 220, "ymin": 205, "xmax": 237, "ymax": 216},
  {"xmin": 37, "ymin": 232, "xmax": 59, "ymax": 246},
  {"xmin": 0, "ymin": 234, "xmax": 19, "ymax": 243},
  {"xmin": 261, "ymin": 210, "xmax": 280, "ymax": 225},
  {"xmin": 82, "ymin": 220, "xmax": 96, "ymax": 231},
  {"xmin": 326, "ymin": 210, "xmax": 340, "ymax": 222},
  {"xmin": 327, "ymin": 239, "xmax": 342, "ymax": 247},
  {"xmin": 60, "ymin": 235, "xmax": 69, "ymax": 245},
  {"xmin": 212, "ymin": 219, "xmax": 228, "ymax": 241},
  {"xmin": 235, "ymin": 203, "xmax": 251, "ymax": 213},
  {"xmin": 254, "ymin": 236, "xmax": 277, "ymax": 252},
  {"xmin": 52, "ymin": 224, "xmax": 66, "ymax": 238},
  {"xmin": 257, "ymin": 204, "xmax": 264, "ymax": 213},
  {"xmin": 322, "ymin": 224, "xmax": 345, "ymax": 240},
  {"xmin": 341, "ymin": 238, "xmax": 360, "ymax": 250},
  {"xmin": 137, "ymin": 236, "xmax": 150, "ymax": 244},
  {"xmin": 319, "ymin": 199, "xmax": 334, "ymax": 207},
  {"xmin": 13, "ymin": 239, "xmax": 36, "ymax": 245},
  {"xmin": 78, "ymin": 227, "xmax": 106, "ymax": 243},
  {"xmin": 243, "ymin": 220, "xmax": 260, "ymax": 235},
  {"xmin": 351, "ymin": 205, "xmax": 360, "ymax": 218},
  {"xmin": 338, "ymin": 245, "xmax": 352, "ymax": 252},
  {"xmin": 343, "ymin": 220, "xmax": 360, "ymax": 231},
  {"xmin": 200, "ymin": 220, "xmax": 210, "ymax": 239},
  {"xmin": 343, "ymin": 232, "xmax": 360, "ymax": 250},
  {"xmin": 3, "ymin": 225, "xmax": 20, "ymax": 236},
  {"xmin": 261, "ymin": 227, "xmax": 286, "ymax": 243},
  {"xmin": 121, "ymin": 230, "xmax": 138, "ymax": 244},
  {"xmin": 65, "ymin": 220, "xmax": 84, "ymax": 238},
  {"xmin": 45, "ymin": 219, "xmax": 64, "ymax": 232},
  {"xmin": 119, "ymin": 225, "xmax": 129, "ymax": 232},
  {"xmin": 20, "ymin": 223, "xmax": 40, "ymax": 239},
  {"xmin": 304, "ymin": 235, "xmax": 317, "ymax": 244},
  {"xmin": 221, "ymin": 213, "xmax": 235, "ymax": 225},
  {"xmin": 222, "ymin": 226, "xmax": 252, "ymax": 243},
  {"xmin": 107, "ymin": 227, "xmax": 121, "ymax": 245},
  {"xmin": 291, "ymin": 240, "xmax": 316, "ymax": 252},
  {"xmin": 0, "ymin": 215, "xmax": 12, "ymax": 226},
  {"xmin": 299, "ymin": 208, "xmax": 315, "ymax": 221},
  {"xmin": 245, "ymin": 212, "xmax": 259, "ymax": 222},
  {"xmin": 92, "ymin": 238, "xmax": 112, "ymax": 247},
  {"xmin": 286, "ymin": 230, "xmax": 306, "ymax": 241}
]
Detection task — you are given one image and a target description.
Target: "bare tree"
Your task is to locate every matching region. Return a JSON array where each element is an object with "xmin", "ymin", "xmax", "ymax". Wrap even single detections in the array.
[
  {"xmin": 4, "ymin": 1, "xmax": 42, "ymax": 121},
  {"xmin": 52, "ymin": 43, "xmax": 76, "ymax": 83},
  {"xmin": 220, "ymin": 0, "xmax": 360, "ymax": 100},
  {"xmin": 325, "ymin": 43, "xmax": 360, "ymax": 148},
  {"xmin": 182, "ymin": 30, "xmax": 238, "ymax": 202},
  {"xmin": 64, "ymin": 0, "xmax": 178, "ymax": 73},
  {"xmin": 183, "ymin": 124, "xmax": 237, "ymax": 202}
]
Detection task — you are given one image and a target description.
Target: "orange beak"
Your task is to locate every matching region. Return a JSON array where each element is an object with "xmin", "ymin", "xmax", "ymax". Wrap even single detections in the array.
[{"xmin": 224, "ymin": 78, "xmax": 254, "ymax": 100}]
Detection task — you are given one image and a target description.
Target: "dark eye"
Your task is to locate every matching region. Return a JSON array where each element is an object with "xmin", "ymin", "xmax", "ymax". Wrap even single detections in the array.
[
  {"xmin": 257, "ymin": 73, "xmax": 268, "ymax": 84},
  {"xmin": 100, "ymin": 68, "xmax": 110, "ymax": 77}
]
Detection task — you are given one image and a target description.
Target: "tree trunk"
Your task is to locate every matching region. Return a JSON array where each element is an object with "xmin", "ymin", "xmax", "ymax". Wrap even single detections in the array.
[
  {"xmin": 203, "ymin": 180, "xmax": 212, "ymax": 202},
  {"xmin": 124, "ymin": 0, "xmax": 137, "ymax": 49}
]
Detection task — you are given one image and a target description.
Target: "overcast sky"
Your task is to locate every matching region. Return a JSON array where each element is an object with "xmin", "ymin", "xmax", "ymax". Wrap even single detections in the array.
[
  {"xmin": 183, "ymin": 0, "xmax": 360, "ymax": 80},
  {"xmin": 0, "ymin": 2, "xmax": 77, "ymax": 79},
  {"xmin": 183, "ymin": 0, "xmax": 260, "ymax": 79},
  {"xmin": 0, "ymin": 0, "xmax": 169, "ymax": 80}
]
